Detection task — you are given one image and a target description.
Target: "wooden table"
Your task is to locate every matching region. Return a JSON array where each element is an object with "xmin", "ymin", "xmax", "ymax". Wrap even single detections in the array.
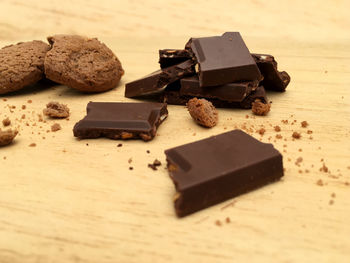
[{"xmin": 1, "ymin": 1, "xmax": 349, "ymax": 262}]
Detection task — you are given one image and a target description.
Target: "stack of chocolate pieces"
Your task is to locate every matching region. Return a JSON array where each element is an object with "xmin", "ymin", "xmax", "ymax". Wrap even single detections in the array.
[{"xmin": 125, "ymin": 32, "xmax": 290, "ymax": 109}]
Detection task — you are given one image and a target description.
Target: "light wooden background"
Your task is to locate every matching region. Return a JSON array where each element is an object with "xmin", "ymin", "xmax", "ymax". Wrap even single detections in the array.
[{"xmin": 1, "ymin": 1, "xmax": 350, "ymax": 262}]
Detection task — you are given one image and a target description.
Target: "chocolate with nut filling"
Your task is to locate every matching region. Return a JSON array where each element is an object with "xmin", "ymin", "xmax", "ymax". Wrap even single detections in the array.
[
  {"xmin": 159, "ymin": 49, "xmax": 192, "ymax": 68},
  {"xmin": 125, "ymin": 60, "xmax": 195, "ymax": 98},
  {"xmin": 165, "ymin": 130, "xmax": 284, "ymax": 217},
  {"xmin": 252, "ymin": 53, "xmax": 290, "ymax": 91},
  {"xmin": 73, "ymin": 102, "xmax": 168, "ymax": 141}
]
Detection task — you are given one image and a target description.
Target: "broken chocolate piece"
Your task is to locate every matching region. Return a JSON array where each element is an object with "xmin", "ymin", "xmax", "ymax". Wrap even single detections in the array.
[
  {"xmin": 159, "ymin": 49, "xmax": 192, "ymax": 68},
  {"xmin": 163, "ymin": 85, "xmax": 267, "ymax": 109},
  {"xmin": 252, "ymin": 53, "xmax": 290, "ymax": 91},
  {"xmin": 165, "ymin": 130, "xmax": 284, "ymax": 217},
  {"xmin": 125, "ymin": 60, "xmax": 195, "ymax": 98},
  {"xmin": 187, "ymin": 32, "xmax": 261, "ymax": 87},
  {"xmin": 180, "ymin": 75, "xmax": 258, "ymax": 102},
  {"xmin": 73, "ymin": 102, "xmax": 168, "ymax": 141}
]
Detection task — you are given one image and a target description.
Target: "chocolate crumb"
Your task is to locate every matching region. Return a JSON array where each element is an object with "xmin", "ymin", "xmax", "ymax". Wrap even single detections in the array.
[
  {"xmin": 301, "ymin": 121, "xmax": 309, "ymax": 128},
  {"xmin": 51, "ymin": 123, "xmax": 61, "ymax": 132},
  {"xmin": 146, "ymin": 150, "xmax": 150, "ymax": 154},
  {"xmin": 43, "ymin": 101, "xmax": 70, "ymax": 118},
  {"xmin": 275, "ymin": 134, "xmax": 282, "ymax": 139},
  {"xmin": 316, "ymin": 179, "xmax": 324, "ymax": 186},
  {"xmin": 274, "ymin": 126, "xmax": 281, "ymax": 132},
  {"xmin": 292, "ymin": 132, "xmax": 301, "ymax": 139},
  {"xmin": 129, "ymin": 167, "xmax": 133, "ymax": 170},
  {"xmin": 153, "ymin": 159, "xmax": 161, "ymax": 166},
  {"xmin": 245, "ymin": 115, "xmax": 249, "ymax": 119},
  {"xmin": 0, "ymin": 129, "xmax": 18, "ymax": 146},
  {"xmin": 215, "ymin": 220, "xmax": 222, "ymax": 226},
  {"xmin": 2, "ymin": 118, "xmax": 11, "ymax": 127},
  {"xmin": 251, "ymin": 99, "xmax": 271, "ymax": 116},
  {"xmin": 86, "ymin": 143, "xmax": 89, "ymax": 146},
  {"xmin": 29, "ymin": 143, "xmax": 36, "ymax": 147},
  {"xmin": 22, "ymin": 105, "xmax": 26, "ymax": 110},
  {"xmin": 225, "ymin": 217, "xmax": 231, "ymax": 223},
  {"xmin": 148, "ymin": 163, "xmax": 157, "ymax": 171},
  {"xmin": 27, "ymin": 100, "xmax": 32, "ymax": 103},
  {"xmin": 117, "ymin": 143, "xmax": 122, "ymax": 147},
  {"xmin": 307, "ymin": 130, "xmax": 313, "ymax": 134}
]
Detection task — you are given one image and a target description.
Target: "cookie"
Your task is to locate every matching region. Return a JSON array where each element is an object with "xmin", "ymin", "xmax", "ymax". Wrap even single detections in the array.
[
  {"xmin": 0, "ymin": 41, "xmax": 50, "ymax": 95},
  {"xmin": 44, "ymin": 35, "xmax": 124, "ymax": 93},
  {"xmin": 187, "ymin": 98, "xmax": 218, "ymax": 128}
]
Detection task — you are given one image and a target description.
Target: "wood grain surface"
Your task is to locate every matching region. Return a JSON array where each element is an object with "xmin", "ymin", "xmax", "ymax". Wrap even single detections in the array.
[{"xmin": 1, "ymin": 1, "xmax": 350, "ymax": 262}]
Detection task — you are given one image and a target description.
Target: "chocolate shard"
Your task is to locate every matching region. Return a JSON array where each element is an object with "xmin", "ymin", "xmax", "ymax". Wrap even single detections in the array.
[
  {"xmin": 187, "ymin": 32, "xmax": 261, "ymax": 87},
  {"xmin": 125, "ymin": 60, "xmax": 195, "ymax": 98},
  {"xmin": 162, "ymin": 83, "xmax": 267, "ymax": 109},
  {"xmin": 73, "ymin": 102, "xmax": 168, "ymax": 141},
  {"xmin": 180, "ymin": 75, "xmax": 259, "ymax": 102},
  {"xmin": 252, "ymin": 53, "xmax": 290, "ymax": 91},
  {"xmin": 159, "ymin": 49, "xmax": 192, "ymax": 68},
  {"xmin": 165, "ymin": 130, "xmax": 284, "ymax": 217}
]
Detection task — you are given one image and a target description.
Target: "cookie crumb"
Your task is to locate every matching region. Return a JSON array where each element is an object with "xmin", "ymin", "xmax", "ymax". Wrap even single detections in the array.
[
  {"xmin": 146, "ymin": 150, "xmax": 150, "ymax": 154},
  {"xmin": 275, "ymin": 134, "xmax": 282, "ymax": 139},
  {"xmin": 215, "ymin": 220, "xmax": 222, "ymax": 226},
  {"xmin": 21, "ymin": 105, "xmax": 26, "ymax": 110},
  {"xmin": 295, "ymin": 157, "xmax": 303, "ymax": 166},
  {"xmin": 43, "ymin": 101, "xmax": 70, "ymax": 118},
  {"xmin": 257, "ymin": 128, "xmax": 266, "ymax": 135},
  {"xmin": 153, "ymin": 159, "xmax": 161, "ymax": 166},
  {"xmin": 331, "ymin": 193, "xmax": 336, "ymax": 198},
  {"xmin": 225, "ymin": 217, "xmax": 231, "ymax": 223},
  {"xmin": 51, "ymin": 123, "xmax": 61, "ymax": 132},
  {"xmin": 187, "ymin": 98, "xmax": 218, "ymax": 128},
  {"xmin": 292, "ymin": 132, "xmax": 301, "ymax": 139},
  {"xmin": 117, "ymin": 143, "xmax": 122, "ymax": 147},
  {"xmin": 129, "ymin": 167, "xmax": 133, "ymax": 170},
  {"xmin": 29, "ymin": 143, "xmax": 36, "ymax": 147},
  {"xmin": 148, "ymin": 163, "xmax": 157, "ymax": 171},
  {"xmin": 301, "ymin": 121, "xmax": 309, "ymax": 128},
  {"xmin": 128, "ymin": 158, "xmax": 132, "ymax": 164},
  {"xmin": 320, "ymin": 163, "xmax": 328, "ymax": 173},
  {"xmin": 281, "ymin": 120, "xmax": 288, "ymax": 124},
  {"xmin": 27, "ymin": 100, "xmax": 32, "ymax": 103},
  {"xmin": 2, "ymin": 118, "xmax": 11, "ymax": 127},
  {"xmin": 274, "ymin": 125, "xmax": 281, "ymax": 132},
  {"xmin": 0, "ymin": 129, "xmax": 18, "ymax": 146},
  {"xmin": 251, "ymin": 99, "xmax": 270, "ymax": 116},
  {"xmin": 316, "ymin": 179, "xmax": 324, "ymax": 186},
  {"xmin": 329, "ymin": 200, "xmax": 334, "ymax": 205}
]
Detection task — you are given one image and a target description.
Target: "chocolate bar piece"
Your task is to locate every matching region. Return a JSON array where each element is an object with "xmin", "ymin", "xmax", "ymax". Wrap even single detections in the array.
[
  {"xmin": 187, "ymin": 32, "xmax": 261, "ymax": 87},
  {"xmin": 159, "ymin": 49, "xmax": 192, "ymax": 68},
  {"xmin": 162, "ymin": 84, "xmax": 267, "ymax": 109},
  {"xmin": 73, "ymin": 102, "xmax": 168, "ymax": 141},
  {"xmin": 180, "ymin": 75, "xmax": 258, "ymax": 102},
  {"xmin": 125, "ymin": 60, "xmax": 195, "ymax": 98},
  {"xmin": 165, "ymin": 130, "xmax": 284, "ymax": 217},
  {"xmin": 252, "ymin": 53, "xmax": 290, "ymax": 91}
]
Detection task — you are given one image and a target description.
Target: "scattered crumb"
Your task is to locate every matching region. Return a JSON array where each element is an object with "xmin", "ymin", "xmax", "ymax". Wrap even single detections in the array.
[
  {"xmin": 3, "ymin": 156, "xmax": 6, "ymax": 160},
  {"xmin": 86, "ymin": 143, "xmax": 89, "ymax": 146},
  {"xmin": 298, "ymin": 148, "xmax": 302, "ymax": 152},
  {"xmin": 43, "ymin": 101, "xmax": 70, "ymax": 118},
  {"xmin": 193, "ymin": 132, "xmax": 196, "ymax": 136},
  {"xmin": 245, "ymin": 115, "xmax": 249, "ymax": 119},
  {"xmin": 51, "ymin": 123, "xmax": 61, "ymax": 132},
  {"xmin": 274, "ymin": 125, "xmax": 281, "ymax": 132},
  {"xmin": 153, "ymin": 159, "xmax": 161, "ymax": 166},
  {"xmin": 129, "ymin": 167, "xmax": 133, "ymax": 170},
  {"xmin": 117, "ymin": 143, "xmax": 122, "ymax": 147},
  {"xmin": 295, "ymin": 157, "xmax": 303, "ymax": 166},
  {"xmin": 148, "ymin": 163, "xmax": 157, "ymax": 171},
  {"xmin": 276, "ymin": 134, "xmax": 282, "ymax": 139},
  {"xmin": 307, "ymin": 130, "xmax": 313, "ymax": 134},
  {"xmin": 215, "ymin": 220, "xmax": 222, "ymax": 226},
  {"xmin": 316, "ymin": 179, "xmax": 324, "ymax": 186},
  {"xmin": 305, "ymin": 169, "xmax": 310, "ymax": 173},
  {"xmin": 128, "ymin": 158, "xmax": 132, "ymax": 164},
  {"xmin": 320, "ymin": 163, "xmax": 328, "ymax": 173},
  {"xmin": 0, "ymin": 129, "xmax": 18, "ymax": 146},
  {"xmin": 29, "ymin": 143, "xmax": 36, "ymax": 147},
  {"xmin": 281, "ymin": 120, "xmax": 288, "ymax": 124},
  {"xmin": 225, "ymin": 217, "xmax": 231, "ymax": 223},
  {"xmin": 331, "ymin": 193, "xmax": 336, "ymax": 198},
  {"xmin": 257, "ymin": 128, "xmax": 266, "ymax": 135},
  {"xmin": 2, "ymin": 117, "xmax": 11, "ymax": 126},
  {"xmin": 187, "ymin": 98, "xmax": 218, "ymax": 128},
  {"xmin": 21, "ymin": 105, "xmax": 26, "ymax": 110},
  {"xmin": 251, "ymin": 99, "xmax": 271, "ymax": 116},
  {"xmin": 21, "ymin": 114, "xmax": 26, "ymax": 119},
  {"xmin": 27, "ymin": 100, "xmax": 32, "ymax": 103},
  {"xmin": 292, "ymin": 132, "xmax": 301, "ymax": 139},
  {"xmin": 301, "ymin": 121, "xmax": 309, "ymax": 128},
  {"xmin": 147, "ymin": 150, "xmax": 150, "ymax": 154},
  {"xmin": 38, "ymin": 114, "xmax": 43, "ymax": 122},
  {"xmin": 329, "ymin": 200, "xmax": 334, "ymax": 205}
]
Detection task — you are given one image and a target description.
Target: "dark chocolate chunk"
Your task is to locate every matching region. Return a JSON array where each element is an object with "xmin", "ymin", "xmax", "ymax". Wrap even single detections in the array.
[
  {"xmin": 252, "ymin": 53, "xmax": 290, "ymax": 91},
  {"xmin": 73, "ymin": 102, "xmax": 168, "ymax": 141},
  {"xmin": 187, "ymin": 32, "xmax": 261, "ymax": 87},
  {"xmin": 165, "ymin": 130, "xmax": 284, "ymax": 217},
  {"xmin": 162, "ymin": 85, "xmax": 267, "ymax": 109},
  {"xmin": 125, "ymin": 60, "xmax": 195, "ymax": 98},
  {"xmin": 159, "ymin": 49, "xmax": 192, "ymax": 68},
  {"xmin": 180, "ymin": 75, "xmax": 258, "ymax": 102}
]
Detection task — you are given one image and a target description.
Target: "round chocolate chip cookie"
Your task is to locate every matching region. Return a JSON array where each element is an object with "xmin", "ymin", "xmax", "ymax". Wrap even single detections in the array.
[
  {"xmin": 44, "ymin": 35, "xmax": 124, "ymax": 93},
  {"xmin": 0, "ymin": 40, "xmax": 50, "ymax": 95}
]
